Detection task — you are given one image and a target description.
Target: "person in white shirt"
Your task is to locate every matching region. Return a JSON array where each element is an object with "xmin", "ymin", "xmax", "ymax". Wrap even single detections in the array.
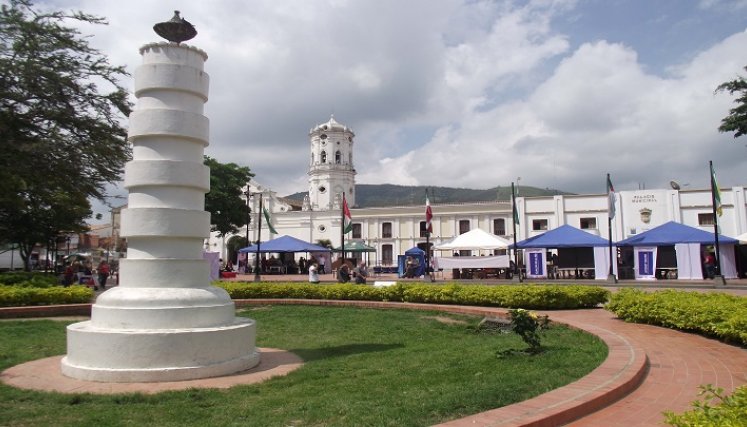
[{"xmin": 308, "ymin": 263, "xmax": 320, "ymax": 284}]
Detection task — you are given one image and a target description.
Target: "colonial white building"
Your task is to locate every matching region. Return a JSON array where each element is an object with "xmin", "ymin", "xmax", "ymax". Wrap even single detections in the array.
[{"xmin": 208, "ymin": 116, "xmax": 747, "ymax": 266}]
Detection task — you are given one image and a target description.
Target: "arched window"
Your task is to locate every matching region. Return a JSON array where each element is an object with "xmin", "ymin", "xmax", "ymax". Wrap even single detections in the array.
[
  {"xmin": 321, "ymin": 151, "xmax": 327, "ymax": 163},
  {"xmin": 311, "ymin": 153, "xmax": 315, "ymax": 164},
  {"xmin": 335, "ymin": 150, "xmax": 341, "ymax": 164}
]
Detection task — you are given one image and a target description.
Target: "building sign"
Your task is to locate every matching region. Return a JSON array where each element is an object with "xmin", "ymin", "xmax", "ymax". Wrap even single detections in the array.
[
  {"xmin": 634, "ymin": 246, "xmax": 657, "ymax": 280},
  {"xmin": 632, "ymin": 194, "xmax": 657, "ymax": 204},
  {"xmin": 525, "ymin": 249, "xmax": 546, "ymax": 278}
]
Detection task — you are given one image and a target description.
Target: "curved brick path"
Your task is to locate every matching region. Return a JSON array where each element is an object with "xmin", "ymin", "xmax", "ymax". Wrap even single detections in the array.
[{"xmin": 554, "ymin": 309, "xmax": 747, "ymax": 427}]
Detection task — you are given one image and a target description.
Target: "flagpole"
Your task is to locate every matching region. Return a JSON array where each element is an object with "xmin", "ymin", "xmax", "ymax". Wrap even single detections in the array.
[
  {"xmin": 511, "ymin": 182, "xmax": 522, "ymax": 282},
  {"xmin": 709, "ymin": 160, "xmax": 724, "ymax": 285},
  {"xmin": 341, "ymin": 192, "xmax": 346, "ymax": 267},
  {"xmin": 607, "ymin": 174, "xmax": 617, "ymax": 283},
  {"xmin": 254, "ymin": 194, "xmax": 263, "ymax": 282}
]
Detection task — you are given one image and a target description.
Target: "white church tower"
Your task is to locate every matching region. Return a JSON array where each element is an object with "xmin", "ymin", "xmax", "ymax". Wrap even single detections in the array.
[{"xmin": 308, "ymin": 115, "xmax": 356, "ymax": 211}]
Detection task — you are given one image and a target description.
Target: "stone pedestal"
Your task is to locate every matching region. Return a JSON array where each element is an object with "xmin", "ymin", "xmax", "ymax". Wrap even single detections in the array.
[{"xmin": 61, "ymin": 42, "xmax": 259, "ymax": 382}]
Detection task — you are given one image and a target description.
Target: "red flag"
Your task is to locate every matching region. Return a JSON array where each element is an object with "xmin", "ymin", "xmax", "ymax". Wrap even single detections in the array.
[
  {"xmin": 343, "ymin": 194, "xmax": 353, "ymax": 233},
  {"xmin": 425, "ymin": 193, "xmax": 433, "ymax": 233}
]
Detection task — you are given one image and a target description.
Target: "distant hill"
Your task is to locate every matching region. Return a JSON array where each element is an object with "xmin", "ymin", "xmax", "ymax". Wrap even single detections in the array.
[{"xmin": 285, "ymin": 184, "xmax": 571, "ymax": 208}]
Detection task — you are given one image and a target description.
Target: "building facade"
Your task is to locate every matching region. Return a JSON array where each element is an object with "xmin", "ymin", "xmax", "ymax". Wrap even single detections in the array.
[{"xmin": 208, "ymin": 117, "xmax": 747, "ymax": 265}]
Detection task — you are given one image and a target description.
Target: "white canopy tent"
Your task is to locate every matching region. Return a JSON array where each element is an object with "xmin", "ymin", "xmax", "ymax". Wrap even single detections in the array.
[
  {"xmin": 736, "ymin": 232, "xmax": 747, "ymax": 244},
  {"xmin": 435, "ymin": 229, "xmax": 510, "ymax": 251},
  {"xmin": 434, "ymin": 229, "xmax": 511, "ymax": 271}
]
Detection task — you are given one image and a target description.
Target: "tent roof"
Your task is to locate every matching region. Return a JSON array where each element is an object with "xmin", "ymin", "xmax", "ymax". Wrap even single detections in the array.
[
  {"xmin": 513, "ymin": 225, "xmax": 610, "ymax": 248},
  {"xmin": 332, "ymin": 240, "xmax": 376, "ymax": 252},
  {"xmin": 735, "ymin": 232, "xmax": 747, "ymax": 244},
  {"xmin": 616, "ymin": 221, "xmax": 738, "ymax": 246},
  {"xmin": 404, "ymin": 247, "xmax": 425, "ymax": 255},
  {"xmin": 238, "ymin": 235, "xmax": 331, "ymax": 253},
  {"xmin": 435, "ymin": 228, "xmax": 510, "ymax": 250}
]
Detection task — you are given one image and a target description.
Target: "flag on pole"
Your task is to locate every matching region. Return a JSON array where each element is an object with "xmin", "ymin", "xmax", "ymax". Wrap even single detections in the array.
[
  {"xmin": 512, "ymin": 184, "xmax": 520, "ymax": 225},
  {"xmin": 342, "ymin": 194, "xmax": 353, "ymax": 233},
  {"xmin": 710, "ymin": 162, "xmax": 722, "ymax": 216},
  {"xmin": 425, "ymin": 192, "xmax": 433, "ymax": 233},
  {"xmin": 263, "ymin": 206, "xmax": 278, "ymax": 234},
  {"xmin": 607, "ymin": 174, "xmax": 616, "ymax": 219}
]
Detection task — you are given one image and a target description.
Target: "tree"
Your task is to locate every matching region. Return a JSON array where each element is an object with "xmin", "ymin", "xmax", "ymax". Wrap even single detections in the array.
[
  {"xmin": 716, "ymin": 66, "xmax": 747, "ymax": 139},
  {"xmin": 204, "ymin": 156, "xmax": 254, "ymax": 238},
  {"xmin": 0, "ymin": 1, "xmax": 131, "ymax": 269},
  {"xmin": 316, "ymin": 239, "xmax": 333, "ymax": 249}
]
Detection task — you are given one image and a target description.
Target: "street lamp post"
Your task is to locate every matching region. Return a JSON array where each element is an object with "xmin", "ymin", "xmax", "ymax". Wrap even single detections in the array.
[
  {"xmin": 253, "ymin": 194, "xmax": 263, "ymax": 282},
  {"xmin": 244, "ymin": 190, "xmax": 252, "ymax": 273}
]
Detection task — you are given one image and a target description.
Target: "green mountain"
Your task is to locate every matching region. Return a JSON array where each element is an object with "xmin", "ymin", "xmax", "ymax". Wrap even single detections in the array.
[{"xmin": 285, "ymin": 184, "xmax": 571, "ymax": 208}]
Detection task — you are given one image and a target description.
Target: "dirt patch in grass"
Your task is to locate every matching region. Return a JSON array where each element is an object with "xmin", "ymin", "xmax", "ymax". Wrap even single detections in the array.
[{"xmin": 422, "ymin": 315, "xmax": 469, "ymax": 325}]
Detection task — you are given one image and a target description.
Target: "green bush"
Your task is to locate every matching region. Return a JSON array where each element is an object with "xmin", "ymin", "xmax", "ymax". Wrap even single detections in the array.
[
  {"xmin": 0, "ymin": 285, "xmax": 93, "ymax": 306},
  {"xmin": 0, "ymin": 272, "xmax": 58, "ymax": 288},
  {"xmin": 607, "ymin": 289, "xmax": 747, "ymax": 345},
  {"xmin": 665, "ymin": 384, "xmax": 747, "ymax": 426},
  {"xmin": 217, "ymin": 282, "xmax": 609, "ymax": 310}
]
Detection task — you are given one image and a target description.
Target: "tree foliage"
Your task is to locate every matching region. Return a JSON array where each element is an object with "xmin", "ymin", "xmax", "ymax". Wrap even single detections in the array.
[
  {"xmin": 716, "ymin": 66, "xmax": 747, "ymax": 139},
  {"xmin": 0, "ymin": 0, "xmax": 131, "ymax": 269},
  {"xmin": 204, "ymin": 156, "xmax": 254, "ymax": 238}
]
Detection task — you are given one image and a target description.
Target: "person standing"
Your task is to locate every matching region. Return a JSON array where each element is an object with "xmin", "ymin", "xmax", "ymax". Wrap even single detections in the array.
[
  {"xmin": 703, "ymin": 252, "xmax": 716, "ymax": 279},
  {"xmin": 353, "ymin": 262, "xmax": 368, "ymax": 284},
  {"xmin": 308, "ymin": 262, "xmax": 320, "ymax": 284},
  {"xmin": 318, "ymin": 255, "xmax": 326, "ymax": 274},
  {"xmin": 97, "ymin": 260, "xmax": 110, "ymax": 290}
]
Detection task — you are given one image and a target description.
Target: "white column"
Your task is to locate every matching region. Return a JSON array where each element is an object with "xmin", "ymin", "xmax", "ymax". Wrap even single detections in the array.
[{"xmin": 62, "ymin": 42, "xmax": 259, "ymax": 383}]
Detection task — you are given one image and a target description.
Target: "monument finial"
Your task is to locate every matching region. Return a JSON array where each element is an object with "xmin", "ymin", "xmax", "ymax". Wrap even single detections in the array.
[{"xmin": 153, "ymin": 10, "xmax": 197, "ymax": 44}]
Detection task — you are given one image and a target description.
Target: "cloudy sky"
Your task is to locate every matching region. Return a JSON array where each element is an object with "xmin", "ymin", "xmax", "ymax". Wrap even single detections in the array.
[{"xmin": 38, "ymin": 0, "xmax": 747, "ymax": 219}]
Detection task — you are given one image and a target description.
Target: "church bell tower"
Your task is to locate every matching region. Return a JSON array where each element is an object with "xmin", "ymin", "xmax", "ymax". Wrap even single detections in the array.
[{"xmin": 308, "ymin": 115, "xmax": 356, "ymax": 211}]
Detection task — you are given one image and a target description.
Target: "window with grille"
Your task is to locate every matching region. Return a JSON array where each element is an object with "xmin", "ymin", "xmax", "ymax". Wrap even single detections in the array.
[
  {"xmin": 382, "ymin": 222, "xmax": 392, "ymax": 238},
  {"xmin": 532, "ymin": 219, "xmax": 548, "ymax": 231}
]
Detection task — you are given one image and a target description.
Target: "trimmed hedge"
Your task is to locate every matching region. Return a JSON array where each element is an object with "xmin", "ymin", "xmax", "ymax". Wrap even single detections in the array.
[
  {"xmin": 0, "ymin": 272, "xmax": 58, "ymax": 288},
  {"xmin": 217, "ymin": 282, "xmax": 609, "ymax": 310},
  {"xmin": 606, "ymin": 289, "xmax": 747, "ymax": 345},
  {"xmin": 0, "ymin": 285, "xmax": 94, "ymax": 307}
]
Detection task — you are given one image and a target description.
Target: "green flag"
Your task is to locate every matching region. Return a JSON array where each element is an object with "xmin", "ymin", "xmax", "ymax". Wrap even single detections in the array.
[
  {"xmin": 263, "ymin": 206, "xmax": 278, "ymax": 234},
  {"xmin": 710, "ymin": 162, "xmax": 722, "ymax": 217},
  {"xmin": 512, "ymin": 184, "xmax": 520, "ymax": 225}
]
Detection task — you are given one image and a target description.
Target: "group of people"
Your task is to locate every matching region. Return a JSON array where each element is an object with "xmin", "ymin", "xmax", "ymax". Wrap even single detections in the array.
[
  {"xmin": 63, "ymin": 260, "xmax": 111, "ymax": 290},
  {"xmin": 307, "ymin": 258, "xmax": 368, "ymax": 284}
]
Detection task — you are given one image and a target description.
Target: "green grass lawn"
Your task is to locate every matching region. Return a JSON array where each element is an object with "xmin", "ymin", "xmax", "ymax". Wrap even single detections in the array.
[{"xmin": 0, "ymin": 306, "xmax": 607, "ymax": 426}]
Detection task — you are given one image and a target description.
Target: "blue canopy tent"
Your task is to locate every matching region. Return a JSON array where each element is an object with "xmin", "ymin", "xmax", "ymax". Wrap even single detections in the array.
[
  {"xmin": 511, "ymin": 225, "xmax": 614, "ymax": 280},
  {"xmin": 238, "ymin": 235, "xmax": 331, "ymax": 275},
  {"xmin": 238, "ymin": 235, "xmax": 331, "ymax": 254},
  {"xmin": 397, "ymin": 247, "xmax": 426, "ymax": 278},
  {"xmin": 615, "ymin": 221, "xmax": 738, "ymax": 280}
]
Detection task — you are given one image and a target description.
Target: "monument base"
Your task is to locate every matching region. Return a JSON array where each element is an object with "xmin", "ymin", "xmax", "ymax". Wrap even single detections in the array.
[{"xmin": 61, "ymin": 318, "xmax": 259, "ymax": 383}]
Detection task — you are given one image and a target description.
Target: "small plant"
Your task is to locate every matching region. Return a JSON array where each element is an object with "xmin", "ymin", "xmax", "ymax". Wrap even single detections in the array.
[
  {"xmin": 665, "ymin": 384, "xmax": 747, "ymax": 426},
  {"xmin": 508, "ymin": 308, "xmax": 550, "ymax": 353}
]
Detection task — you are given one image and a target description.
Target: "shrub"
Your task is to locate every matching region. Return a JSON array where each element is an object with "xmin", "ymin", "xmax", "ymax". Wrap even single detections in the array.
[
  {"xmin": 0, "ymin": 272, "xmax": 58, "ymax": 288},
  {"xmin": 217, "ymin": 282, "xmax": 609, "ymax": 310},
  {"xmin": 665, "ymin": 384, "xmax": 747, "ymax": 426},
  {"xmin": 607, "ymin": 289, "xmax": 747, "ymax": 345},
  {"xmin": 0, "ymin": 286, "xmax": 93, "ymax": 306},
  {"xmin": 508, "ymin": 308, "xmax": 550, "ymax": 353}
]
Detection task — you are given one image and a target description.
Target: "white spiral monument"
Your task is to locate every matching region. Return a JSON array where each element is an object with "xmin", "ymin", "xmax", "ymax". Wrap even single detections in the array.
[{"xmin": 61, "ymin": 16, "xmax": 260, "ymax": 382}]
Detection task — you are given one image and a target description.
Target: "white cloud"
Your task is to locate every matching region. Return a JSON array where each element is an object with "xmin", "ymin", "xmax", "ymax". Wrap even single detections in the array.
[
  {"xmin": 31, "ymin": 1, "xmax": 747, "ymax": 221},
  {"xmin": 361, "ymin": 29, "xmax": 747, "ymax": 194}
]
